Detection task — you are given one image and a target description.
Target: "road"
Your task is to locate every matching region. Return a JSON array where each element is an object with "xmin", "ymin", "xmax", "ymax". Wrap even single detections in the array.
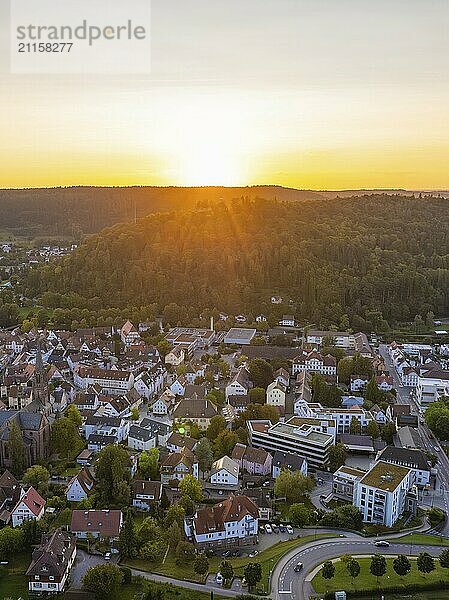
[
  {"xmin": 273, "ymin": 534, "xmax": 448, "ymax": 600},
  {"xmin": 379, "ymin": 344, "xmax": 449, "ymax": 529}
]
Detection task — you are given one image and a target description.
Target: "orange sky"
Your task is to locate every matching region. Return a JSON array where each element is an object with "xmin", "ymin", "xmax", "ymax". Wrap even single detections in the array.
[{"xmin": 1, "ymin": 0, "xmax": 449, "ymax": 189}]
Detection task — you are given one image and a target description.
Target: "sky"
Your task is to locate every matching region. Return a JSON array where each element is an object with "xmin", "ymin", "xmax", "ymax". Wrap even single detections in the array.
[{"xmin": 1, "ymin": 0, "xmax": 449, "ymax": 189}]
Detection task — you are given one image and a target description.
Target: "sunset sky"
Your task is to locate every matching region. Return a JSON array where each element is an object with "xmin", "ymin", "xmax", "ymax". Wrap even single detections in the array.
[{"xmin": 1, "ymin": 0, "xmax": 449, "ymax": 189}]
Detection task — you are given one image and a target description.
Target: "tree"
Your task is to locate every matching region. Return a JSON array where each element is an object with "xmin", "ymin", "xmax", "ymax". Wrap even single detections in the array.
[
  {"xmin": 66, "ymin": 403, "xmax": 82, "ymax": 426},
  {"xmin": 21, "ymin": 518, "xmax": 41, "ymax": 547},
  {"xmin": 366, "ymin": 420, "xmax": 380, "ymax": 440},
  {"xmin": 0, "ymin": 526, "xmax": 24, "ymax": 560},
  {"xmin": 248, "ymin": 359, "xmax": 273, "ymax": 389},
  {"xmin": 139, "ymin": 448, "xmax": 159, "ymax": 480},
  {"xmin": 370, "ymin": 554, "xmax": 386, "ymax": 583},
  {"xmin": 381, "ymin": 422, "xmax": 397, "ymax": 445},
  {"xmin": 138, "ymin": 517, "xmax": 161, "ymax": 545},
  {"xmin": 140, "ymin": 541, "xmax": 166, "ymax": 562},
  {"xmin": 214, "ymin": 430, "xmax": 238, "ymax": 458},
  {"xmin": 51, "ymin": 417, "xmax": 83, "ymax": 459},
  {"xmin": 193, "ymin": 555, "xmax": 209, "ymax": 578},
  {"xmin": 175, "ymin": 540, "xmax": 196, "ymax": 564},
  {"xmin": 321, "ymin": 505, "xmax": 363, "ymax": 530},
  {"xmin": 349, "ymin": 417, "xmax": 361, "ymax": 435},
  {"xmin": 164, "ymin": 504, "xmax": 185, "ymax": 529},
  {"xmin": 425, "ymin": 401, "xmax": 449, "ymax": 440},
  {"xmin": 179, "ymin": 474, "xmax": 203, "ymax": 502},
  {"xmin": 166, "ymin": 521, "xmax": 182, "ymax": 549},
  {"xmin": 288, "ymin": 503, "xmax": 312, "ymax": 528},
  {"xmin": 131, "ymin": 406, "xmax": 140, "ymax": 421},
  {"xmin": 95, "ymin": 445, "xmax": 131, "ymax": 506},
  {"xmin": 118, "ymin": 512, "xmax": 137, "ymax": 559},
  {"xmin": 220, "ymin": 560, "xmax": 234, "ymax": 582},
  {"xmin": 235, "ymin": 403, "xmax": 280, "ymax": 426},
  {"xmin": 243, "ymin": 562, "xmax": 262, "ymax": 591},
  {"xmin": 206, "ymin": 415, "xmax": 227, "ymax": 441},
  {"xmin": 365, "ymin": 378, "xmax": 382, "ymax": 405},
  {"xmin": 23, "ymin": 464, "xmax": 50, "ymax": 489},
  {"xmin": 321, "ymin": 561, "xmax": 335, "ymax": 586},
  {"xmin": 249, "ymin": 387, "xmax": 266, "ymax": 404},
  {"xmin": 328, "ymin": 443, "xmax": 347, "ymax": 472},
  {"xmin": 393, "ymin": 555, "xmax": 411, "ymax": 579},
  {"xmin": 417, "ymin": 552, "xmax": 435, "ymax": 576},
  {"xmin": 439, "ymin": 548, "xmax": 449, "ymax": 569},
  {"xmin": 274, "ymin": 470, "xmax": 315, "ymax": 504},
  {"xmin": 194, "ymin": 437, "xmax": 214, "ymax": 476},
  {"xmin": 346, "ymin": 558, "xmax": 360, "ymax": 583},
  {"xmin": 83, "ymin": 564, "xmax": 124, "ymax": 600},
  {"xmin": 7, "ymin": 420, "xmax": 26, "ymax": 477}
]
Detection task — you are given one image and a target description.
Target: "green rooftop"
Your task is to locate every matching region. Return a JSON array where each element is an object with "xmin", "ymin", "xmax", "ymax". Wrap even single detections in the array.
[{"xmin": 360, "ymin": 460, "xmax": 411, "ymax": 492}]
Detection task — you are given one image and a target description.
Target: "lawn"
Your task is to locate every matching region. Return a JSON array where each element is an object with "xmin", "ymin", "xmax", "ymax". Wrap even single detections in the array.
[
  {"xmin": 395, "ymin": 533, "xmax": 449, "ymax": 547},
  {"xmin": 312, "ymin": 557, "xmax": 449, "ymax": 595},
  {"xmin": 0, "ymin": 552, "xmax": 32, "ymax": 600},
  {"xmin": 122, "ymin": 581, "xmax": 226, "ymax": 600},
  {"xmin": 125, "ymin": 533, "xmax": 336, "ymax": 592}
]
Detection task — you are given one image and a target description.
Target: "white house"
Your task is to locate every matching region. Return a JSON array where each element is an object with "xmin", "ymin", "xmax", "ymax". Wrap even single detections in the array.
[
  {"xmin": 209, "ymin": 456, "xmax": 240, "ymax": 487},
  {"xmin": 225, "ymin": 367, "xmax": 251, "ymax": 399},
  {"xmin": 292, "ymin": 351, "xmax": 337, "ymax": 377},
  {"xmin": 11, "ymin": 487, "xmax": 46, "ymax": 527},
  {"xmin": 132, "ymin": 480, "xmax": 163, "ymax": 511},
  {"xmin": 266, "ymin": 379, "xmax": 287, "ymax": 411},
  {"xmin": 185, "ymin": 494, "xmax": 259, "ymax": 549},
  {"xmin": 376, "ymin": 446, "xmax": 431, "ymax": 488},
  {"xmin": 350, "ymin": 376, "xmax": 369, "ymax": 392},
  {"xmin": 66, "ymin": 467, "xmax": 95, "ymax": 502},
  {"xmin": 70, "ymin": 510, "xmax": 123, "ymax": 540},
  {"xmin": 280, "ymin": 315, "xmax": 295, "ymax": 327},
  {"xmin": 120, "ymin": 320, "xmax": 141, "ymax": 347},
  {"xmin": 165, "ymin": 347, "xmax": 185, "ymax": 366}
]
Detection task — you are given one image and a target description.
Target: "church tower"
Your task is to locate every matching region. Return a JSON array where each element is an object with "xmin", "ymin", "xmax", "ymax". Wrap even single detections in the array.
[{"xmin": 32, "ymin": 338, "xmax": 50, "ymax": 413}]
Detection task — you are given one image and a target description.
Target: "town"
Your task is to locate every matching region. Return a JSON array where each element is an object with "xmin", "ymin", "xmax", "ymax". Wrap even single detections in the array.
[{"xmin": 1, "ymin": 315, "xmax": 449, "ymax": 600}]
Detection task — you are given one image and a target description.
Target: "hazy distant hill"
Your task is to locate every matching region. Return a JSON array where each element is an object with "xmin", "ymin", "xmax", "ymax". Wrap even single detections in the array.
[
  {"xmin": 1, "ymin": 185, "xmax": 445, "ymax": 240},
  {"xmin": 26, "ymin": 194, "xmax": 449, "ymax": 328}
]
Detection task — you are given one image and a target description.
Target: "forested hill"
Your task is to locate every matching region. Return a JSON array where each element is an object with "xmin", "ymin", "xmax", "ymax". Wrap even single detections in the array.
[
  {"xmin": 0, "ymin": 185, "xmax": 324, "ymax": 239},
  {"xmin": 0, "ymin": 185, "xmax": 437, "ymax": 240},
  {"xmin": 25, "ymin": 194, "xmax": 449, "ymax": 329}
]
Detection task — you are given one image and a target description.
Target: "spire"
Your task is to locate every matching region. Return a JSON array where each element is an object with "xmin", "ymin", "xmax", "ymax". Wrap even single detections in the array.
[{"xmin": 35, "ymin": 337, "xmax": 44, "ymax": 374}]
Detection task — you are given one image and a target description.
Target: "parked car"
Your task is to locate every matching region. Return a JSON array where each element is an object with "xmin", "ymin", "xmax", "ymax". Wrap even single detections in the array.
[
  {"xmin": 271, "ymin": 524, "xmax": 279, "ymax": 533},
  {"xmin": 265, "ymin": 524, "xmax": 273, "ymax": 534},
  {"xmin": 104, "ymin": 552, "xmax": 111, "ymax": 560},
  {"xmin": 374, "ymin": 540, "xmax": 390, "ymax": 547},
  {"xmin": 222, "ymin": 550, "xmax": 231, "ymax": 557},
  {"xmin": 248, "ymin": 550, "xmax": 259, "ymax": 557},
  {"xmin": 231, "ymin": 549, "xmax": 240, "ymax": 557},
  {"xmin": 216, "ymin": 573, "xmax": 223, "ymax": 585},
  {"xmin": 286, "ymin": 525, "xmax": 294, "ymax": 535},
  {"xmin": 294, "ymin": 562, "xmax": 303, "ymax": 572},
  {"xmin": 279, "ymin": 524, "xmax": 286, "ymax": 532}
]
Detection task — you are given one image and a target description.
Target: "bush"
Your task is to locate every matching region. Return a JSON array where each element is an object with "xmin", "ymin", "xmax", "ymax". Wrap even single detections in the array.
[{"xmin": 120, "ymin": 566, "xmax": 132, "ymax": 584}]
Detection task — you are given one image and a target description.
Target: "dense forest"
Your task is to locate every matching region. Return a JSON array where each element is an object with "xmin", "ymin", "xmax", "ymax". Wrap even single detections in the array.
[
  {"xmin": 0, "ymin": 185, "xmax": 437, "ymax": 240},
  {"xmin": 23, "ymin": 194, "xmax": 449, "ymax": 330}
]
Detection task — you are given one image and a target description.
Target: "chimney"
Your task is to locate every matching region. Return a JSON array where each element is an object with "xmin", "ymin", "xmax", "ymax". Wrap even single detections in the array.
[{"xmin": 210, "ymin": 316, "xmax": 214, "ymax": 332}]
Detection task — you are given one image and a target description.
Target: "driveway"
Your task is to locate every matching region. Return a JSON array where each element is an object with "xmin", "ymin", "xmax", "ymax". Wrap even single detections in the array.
[{"xmin": 70, "ymin": 550, "xmax": 111, "ymax": 588}]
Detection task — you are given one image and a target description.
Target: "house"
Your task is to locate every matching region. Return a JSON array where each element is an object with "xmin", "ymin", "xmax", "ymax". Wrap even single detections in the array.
[
  {"xmin": 149, "ymin": 389, "xmax": 176, "ymax": 415},
  {"xmin": 353, "ymin": 461, "xmax": 416, "ymax": 527},
  {"xmin": 376, "ymin": 446, "xmax": 431, "ymax": 488},
  {"xmin": 350, "ymin": 376, "xmax": 369, "ymax": 392},
  {"xmin": 280, "ymin": 315, "xmax": 295, "ymax": 327},
  {"xmin": 185, "ymin": 494, "xmax": 259, "ymax": 549},
  {"xmin": 416, "ymin": 369, "xmax": 449, "ymax": 412},
  {"xmin": 132, "ymin": 480, "xmax": 163, "ymax": 511},
  {"xmin": 209, "ymin": 456, "xmax": 240, "ymax": 487},
  {"xmin": 74, "ymin": 366, "xmax": 134, "ymax": 396},
  {"xmin": 128, "ymin": 425, "xmax": 157, "ymax": 452},
  {"xmin": 76, "ymin": 449, "xmax": 94, "ymax": 466},
  {"xmin": 341, "ymin": 395, "xmax": 364, "ymax": 408},
  {"xmin": 165, "ymin": 346, "xmax": 185, "ymax": 367},
  {"xmin": 226, "ymin": 395, "xmax": 251, "ymax": 414},
  {"xmin": 266, "ymin": 380, "xmax": 287, "ymax": 412},
  {"xmin": 66, "ymin": 467, "xmax": 95, "ymax": 502},
  {"xmin": 223, "ymin": 328, "xmax": 256, "ymax": 345},
  {"xmin": 172, "ymin": 396, "xmax": 218, "ymax": 431},
  {"xmin": 83, "ymin": 415, "xmax": 129, "ymax": 444},
  {"xmin": 225, "ymin": 367, "xmax": 251, "ymax": 399},
  {"xmin": 369, "ymin": 404, "xmax": 388, "ymax": 425},
  {"xmin": 26, "ymin": 529, "xmax": 77, "ymax": 595},
  {"xmin": 272, "ymin": 450, "xmax": 308, "ymax": 478},
  {"xmin": 11, "ymin": 486, "xmax": 46, "ymax": 527},
  {"xmin": 133, "ymin": 367, "xmax": 166, "ymax": 401},
  {"xmin": 160, "ymin": 447, "xmax": 199, "ymax": 485},
  {"xmin": 70, "ymin": 509, "xmax": 123, "ymax": 539},
  {"xmin": 332, "ymin": 465, "xmax": 365, "ymax": 502},
  {"xmin": 166, "ymin": 432, "xmax": 197, "ymax": 454},
  {"xmin": 375, "ymin": 374, "xmax": 394, "ymax": 392},
  {"xmin": 292, "ymin": 351, "xmax": 337, "ymax": 377},
  {"xmin": 246, "ymin": 488, "xmax": 273, "ymax": 521},
  {"xmin": 231, "ymin": 443, "xmax": 272, "ymax": 476},
  {"xmin": 170, "ymin": 375, "xmax": 187, "ymax": 396},
  {"xmin": 274, "ymin": 368, "xmax": 289, "ymax": 388},
  {"xmin": 120, "ymin": 321, "xmax": 141, "ymax": 347}
]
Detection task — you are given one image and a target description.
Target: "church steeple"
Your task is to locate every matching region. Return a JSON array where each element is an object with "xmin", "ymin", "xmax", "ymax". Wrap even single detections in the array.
[{"xmin": 33, "ymin": 337, "xmax": 49, "ymax": 411}]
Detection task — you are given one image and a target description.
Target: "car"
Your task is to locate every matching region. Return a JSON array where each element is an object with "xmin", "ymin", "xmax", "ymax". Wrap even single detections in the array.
[
  {"xmin": 216, "ymin": 573, "xmax": 223, "ymax": 585},
  {"xmin": 248, "ymin": 550, "xmax": 259, "ymax": 557},
  {"xmin": 435, "ymin": 446, "xmax": 441, "ymax": 452},
  {"xmin": 374, "ymin": 540, "xmax": 390, "ymax": 547},
  {"xmin": 286, "ymin": 525, "xmax": 294, "ymax": 534},
  {"xmin": 262, "ymin": 480, "xmax": 271, "ymax": 487},
  {"xmin": 104, "ymin": 552, "xmax": 111, "ymax": 560},
  {"xmin": 231, "ymin": 550, "xmax": 240, "ymax": 557},
  {"xmin": 294, "ymin": 562, "xmax": 303, "ymax": 572},
  {"xmin": 265, "ymin": 524, "xmax": 273, "ymax": 534},
  {"xmin": 271, "ymin": 524, "xmax": 279, "ymax": 533},
  {"xmin": 222, "ymin": 550, "xmax": 231, "ymax": 557},
  {"xmin": 279, "ymin": 524, "xmax": 286, "ymax": 532}
]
